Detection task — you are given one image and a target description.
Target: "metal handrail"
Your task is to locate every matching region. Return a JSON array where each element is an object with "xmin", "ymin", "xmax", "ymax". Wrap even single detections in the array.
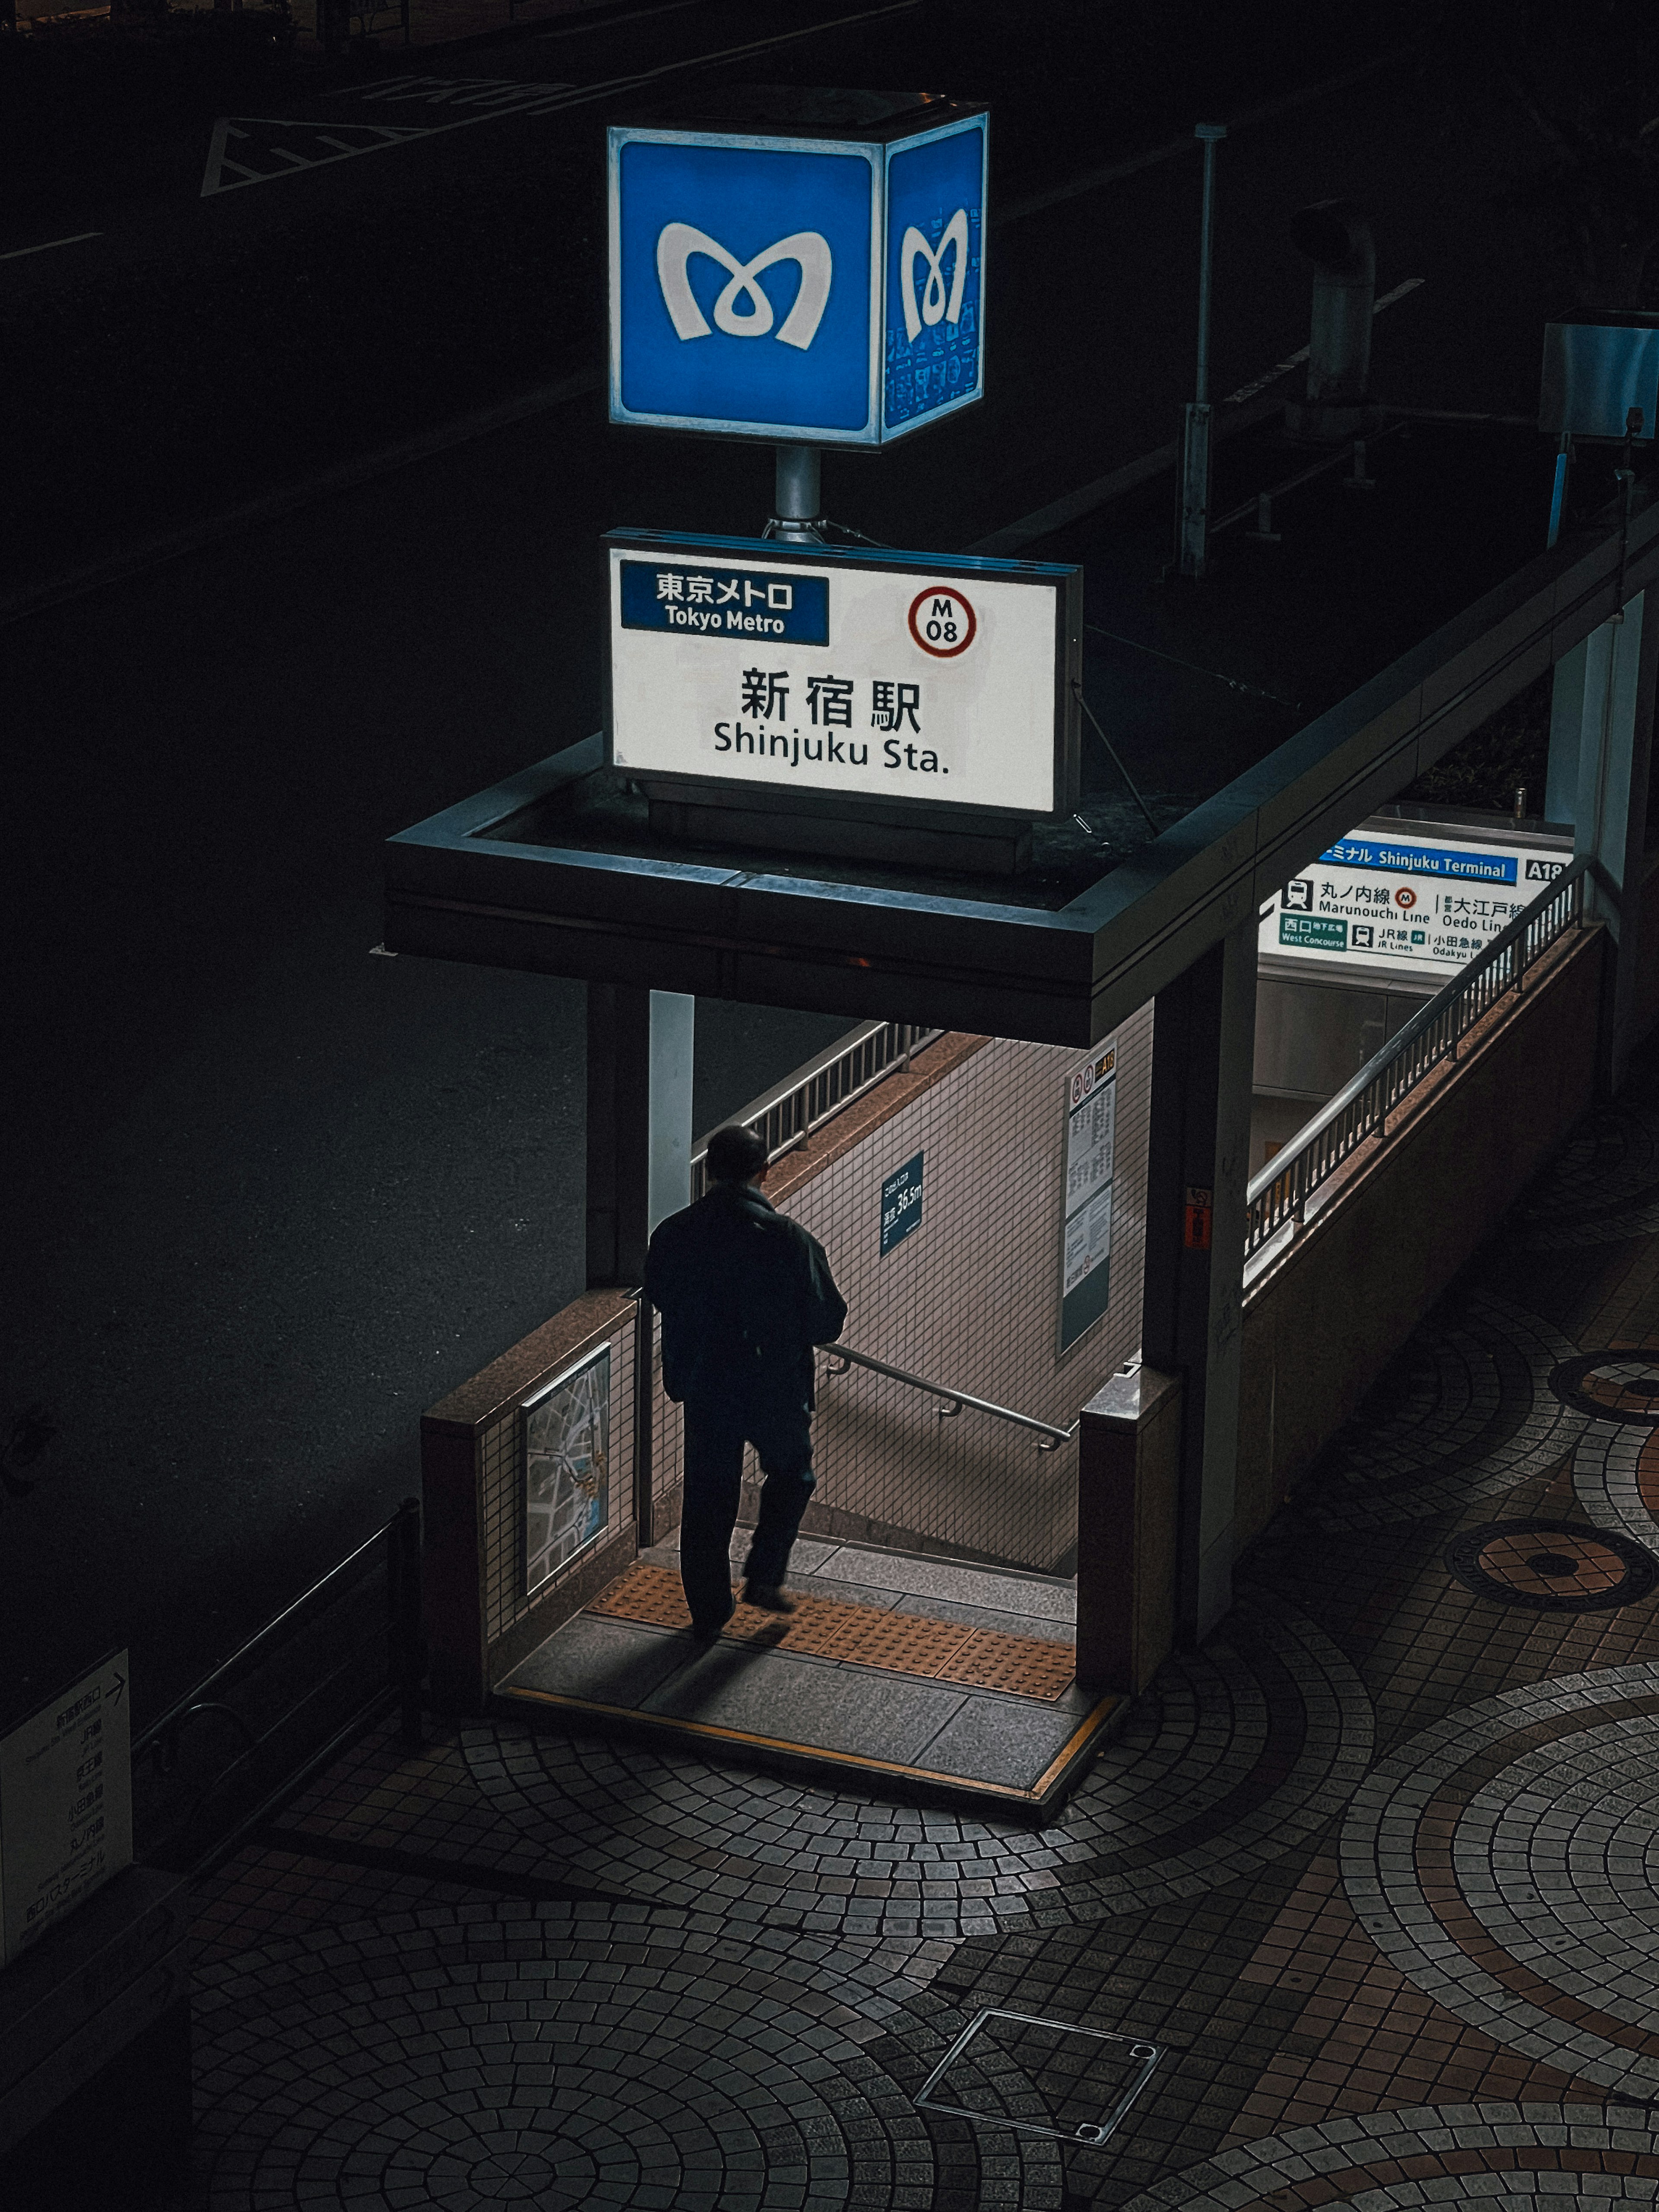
[
  {"xmin": 134, "ymin": 1497, "xmax": 423, "ymax": 1761},
  {"xmin": 690, "ymin": 1020, "xmax": 941, "ymax": 1198},
  {"xmin": 1245, "ymin": 853, "xmax": 1591, "ymax": 1257},
  {"xmin": 824, "ymin": 1343, "xmax": 1076, "ymax": 1451}
]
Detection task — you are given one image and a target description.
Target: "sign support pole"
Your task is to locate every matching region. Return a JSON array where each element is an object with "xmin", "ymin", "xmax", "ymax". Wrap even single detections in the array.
[
  {"xmin": 1141, "ymin": 915, "xmax": 1256, "ymax": 1642},
  {"xmin": 769, "ymin": 444, "xmax": 825, "ymax": 545},
  {"xmin": 1179, "ymin": 123, "xmax": 1226, "ymax": 582}
]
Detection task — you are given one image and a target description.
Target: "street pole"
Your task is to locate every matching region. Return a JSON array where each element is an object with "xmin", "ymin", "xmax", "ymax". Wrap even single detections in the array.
[
  {"xmin": 770, "ymin": 444, "xmax": 824, "ymax": 544},
  {"xmin": 1179, "ymin": 124, "xmax": 1227, "ymax": 581}
]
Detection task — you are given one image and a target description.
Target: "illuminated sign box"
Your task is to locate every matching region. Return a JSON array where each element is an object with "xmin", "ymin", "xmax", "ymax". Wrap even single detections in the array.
[
  {"xmin": 1262, "ymin": 824, "xmax": 1571, "ymax": 978},
  {"xmin": 605, "ymin": 530, "xmax": 1081, "ymax": 822},
  {"xmin": 607, "ymin": 88, "xmax": 988, "ymax": 446}
]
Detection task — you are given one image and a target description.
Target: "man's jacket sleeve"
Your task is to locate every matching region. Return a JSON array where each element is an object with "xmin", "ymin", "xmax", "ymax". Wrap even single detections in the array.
[{"xmin": 801, "ymin": 1231, "xmax": 848, "ymax": 1347}]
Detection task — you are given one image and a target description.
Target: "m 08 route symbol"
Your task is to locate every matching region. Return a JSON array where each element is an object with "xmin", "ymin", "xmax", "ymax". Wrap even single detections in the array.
[{"xmin": 909, "ymin": 584, "xmax": 976, "ymax": 658}]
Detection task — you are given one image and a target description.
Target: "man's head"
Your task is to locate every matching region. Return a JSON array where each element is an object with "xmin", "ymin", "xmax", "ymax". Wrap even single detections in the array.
[{"xmin": 705, "ymin": 1124, "xmax": 769, "ymax": 1187}]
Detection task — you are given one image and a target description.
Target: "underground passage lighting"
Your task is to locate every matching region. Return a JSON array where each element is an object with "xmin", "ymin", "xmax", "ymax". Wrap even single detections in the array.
[{"xmin": 914, "ymin": 2009, "xmax": 1163, "ymax": 2145}]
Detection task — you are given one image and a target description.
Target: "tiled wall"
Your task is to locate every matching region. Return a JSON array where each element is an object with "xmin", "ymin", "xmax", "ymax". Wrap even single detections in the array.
[{"xmin": 654, "ymin": 1012, "xmax": 1154, "ymax": 1573}]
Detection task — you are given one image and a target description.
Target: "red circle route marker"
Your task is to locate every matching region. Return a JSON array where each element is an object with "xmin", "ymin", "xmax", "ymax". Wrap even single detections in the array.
[
  {"xmin": 1395, "ymin": 887, "xmax": 1417, "ymax": 909},
  {"xmin": 908, "ymin": 584, "xmax": 977, "ymax": 658}
]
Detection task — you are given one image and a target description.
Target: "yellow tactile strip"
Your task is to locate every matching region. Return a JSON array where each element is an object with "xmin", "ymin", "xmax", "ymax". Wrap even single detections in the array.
[{"xmin": 585, "ymin": 1562, "xmax": 1076, "ymax": 1701}]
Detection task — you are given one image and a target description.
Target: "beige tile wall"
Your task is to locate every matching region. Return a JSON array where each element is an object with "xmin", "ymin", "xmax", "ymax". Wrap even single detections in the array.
[{"xmin": 652, "ymin": 1008, "xmax": 1154, "ymax": 1572}]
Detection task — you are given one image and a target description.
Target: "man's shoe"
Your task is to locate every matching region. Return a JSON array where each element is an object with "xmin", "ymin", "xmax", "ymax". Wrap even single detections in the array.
[
  {"xmin": 743, "ymin": 1584, "xmax": 797, "ymax": 1614},
  {"xmin": 686, "ymin": 1621, "xmax": 725, "ymax": 1643}
]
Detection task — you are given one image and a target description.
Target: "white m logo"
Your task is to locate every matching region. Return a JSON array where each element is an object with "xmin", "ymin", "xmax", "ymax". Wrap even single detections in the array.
[
  {"xmin": 899, "ymin": 207, "xmax": 970, "ymax": 344},
  {"xmin": 655, "ymin": 223, "xmax": 833, "ymax": 351}
]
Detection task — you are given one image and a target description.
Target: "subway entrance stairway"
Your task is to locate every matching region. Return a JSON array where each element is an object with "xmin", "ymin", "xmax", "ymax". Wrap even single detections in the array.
[{"xmin": 172, "ymin": 1027, "xmax": 1659, "ymax": 2210}]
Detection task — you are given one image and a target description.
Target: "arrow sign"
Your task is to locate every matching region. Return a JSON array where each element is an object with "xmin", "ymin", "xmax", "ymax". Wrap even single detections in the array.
[{"xmin": 201, "ymin": 116, "xmax": 436, "ymax": 197}]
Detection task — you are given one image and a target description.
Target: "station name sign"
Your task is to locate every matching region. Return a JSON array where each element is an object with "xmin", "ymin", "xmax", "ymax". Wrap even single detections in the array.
[{"xmin": 606, "ymin": 531, "xmax": 1081, "ymax": 818}]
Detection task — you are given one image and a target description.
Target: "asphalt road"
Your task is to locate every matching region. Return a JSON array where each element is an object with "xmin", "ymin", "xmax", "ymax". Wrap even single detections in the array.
[{"xmin": 1, "ymin": 0, "xmax": 1568, "ymax": 1731}]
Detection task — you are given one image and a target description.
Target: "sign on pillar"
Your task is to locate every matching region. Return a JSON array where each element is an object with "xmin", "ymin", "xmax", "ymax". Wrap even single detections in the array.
[{"xmin": 607, "ymin": 93, "xmax": 988, "ymax": 445}]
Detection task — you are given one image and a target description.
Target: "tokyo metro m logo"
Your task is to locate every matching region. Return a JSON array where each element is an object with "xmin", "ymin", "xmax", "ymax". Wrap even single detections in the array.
[
  {"xmin": 899, "ymin": 207, "xmax": 969, "ymax": 343},
  {"xmin": 655, "ymin": 223, "xmax": 833, "ymax": 351}
]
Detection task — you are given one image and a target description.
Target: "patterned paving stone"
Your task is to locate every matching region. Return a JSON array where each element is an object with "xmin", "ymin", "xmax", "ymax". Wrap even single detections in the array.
[
  {"xmin": 1341, "ymin": 1665, "xmax": 1659, "ymax": 2089},
  {"xmin": 457, "ymin": 1600, "xmax": 1370, "ymax": 1940},
  {"xmin": 1305, "ymin": 1294, "xmax": 1586, "ymax": 1530},
  {"xmin": 1113, "ymin": 2104, "xmax": 1659, "ymax": 2212},
  {"xmin": 1518, "ymin": 1085, "xmax": 1659, "ymax": 1246},
  {"xmin": 189, "ymin": 1902, "xmax": 1064, "ymax": 2210},
  {"xmin": 1577, "ymin": 1417, "xmax": 1659, "ymax": 1555}
]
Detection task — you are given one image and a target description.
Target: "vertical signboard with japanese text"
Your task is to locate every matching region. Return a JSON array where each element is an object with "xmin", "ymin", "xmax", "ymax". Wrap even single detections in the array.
[
  {"xmin": 0, "ymin": 1651, "xmax": 133, "ymax": 1965},
  {"xmin": 1060, "ymin": 1041, "xmax": 1116, "ymax": 1351},
  {"xmin": 880, "ymin": 1152, "xmax": 925, "ymax": 1255}
]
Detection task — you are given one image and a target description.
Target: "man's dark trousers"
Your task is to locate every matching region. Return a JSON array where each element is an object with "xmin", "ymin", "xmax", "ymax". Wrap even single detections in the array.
[{"xmin": 679, "ymin": 1379, "xmax": 816, "ymax": 1630}]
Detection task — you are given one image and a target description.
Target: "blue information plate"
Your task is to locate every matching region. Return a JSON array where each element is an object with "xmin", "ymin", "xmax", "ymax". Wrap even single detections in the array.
[
  {"xmin": 880, "ymin": 1151, "xmax": 925, "ymax": 1255},
  {"xmin": 1320, "ymin": 837, "xmax": 1519, "ymax": 884},
  {"xmin": 618, "ymin": 558, "xmax": 830, "ymax": 644}
]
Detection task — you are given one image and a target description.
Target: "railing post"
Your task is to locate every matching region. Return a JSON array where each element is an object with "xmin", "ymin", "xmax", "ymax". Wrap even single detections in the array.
[{"xmin": 389, "ymin": 1497, "xmax": 425, "ymax": 1751}]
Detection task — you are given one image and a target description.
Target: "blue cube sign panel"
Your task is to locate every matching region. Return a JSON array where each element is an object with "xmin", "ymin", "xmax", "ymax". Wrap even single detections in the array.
[{"xmin": 608, "ymin": 118, "xmax": 986, "ymax": 446}]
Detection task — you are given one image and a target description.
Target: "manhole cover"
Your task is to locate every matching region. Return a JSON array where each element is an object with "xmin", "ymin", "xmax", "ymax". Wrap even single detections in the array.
[
  {"xmin": 1446, "ymin": 1517, "xmax": 1659, "ymax": 1611},
  {"xmin": 1549, "ymin": 1350, "xmax": 1659, "ymax": 1424},
  {"xmin": 914, "ymin": 2010, "xmax": 1162, "ymax": 2146}
]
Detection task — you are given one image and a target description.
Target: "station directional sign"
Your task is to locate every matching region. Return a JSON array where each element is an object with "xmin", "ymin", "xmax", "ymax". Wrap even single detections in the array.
[{"xmin": 607, "ymin": 95, "xmax": 988, "ymax": 445}]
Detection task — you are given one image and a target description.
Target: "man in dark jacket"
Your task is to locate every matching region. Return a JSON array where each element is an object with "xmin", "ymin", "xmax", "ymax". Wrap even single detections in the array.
[{"xmin": 643, "ymin": 1123, "xmax": 848, "ymax": 1637}]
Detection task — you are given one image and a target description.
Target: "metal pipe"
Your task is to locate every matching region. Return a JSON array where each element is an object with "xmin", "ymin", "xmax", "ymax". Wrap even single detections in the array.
[
  {"xmin": 1193, "ymin": 124, "xmax": 1225, "ymax": 407},
  {"xmin": 1178, "ymin": 124, "xmax": 1226, "ymax": 580},
  {"xmin": 769, "ymin": 444, "xmax": 823, "ymax": 543},
  {"xmin": 134, "ymin": 1510, "xmax": 401, "ymax": 1755},
  {"xmin": 824, "ymin": 1342, "xmax": 1075, "ymax": 1447}
]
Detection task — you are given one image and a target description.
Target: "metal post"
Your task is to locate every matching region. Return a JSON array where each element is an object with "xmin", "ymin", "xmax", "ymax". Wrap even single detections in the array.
[
  {"xmin": 1141, "ymin": 912, "xmax": 1257, "ymax": 1640},
  {"xmin": 1573, "ymin": 587, "xmax": 1659, "ymax": 1090},
  {"xmin": 1179, "ymin": 125, "xmax": 1226, "ymax": 580},
  {"xmin": 770, "ymin": 445, "xmax": 824, "ymax": 544},
  {"xmin": 388, "ymin": 1496, "xmax": 424, "ymax": 1750},
  {"xmin": 1546, "ymin": 433, "xmax": 1572, "ymax": 549},
  {"xmin": 587, "ymin": 985, "xmax": 694, "ymax": 1286},
  {"xmin": 647, "ymin": 990, "xmax": 695, "ymax": 1235}
]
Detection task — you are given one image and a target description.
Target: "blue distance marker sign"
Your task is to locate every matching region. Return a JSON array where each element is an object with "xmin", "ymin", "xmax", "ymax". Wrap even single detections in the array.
[
  {"xmin": 880, "ymin": 1152, "xmax": 924, "ymax": 1255},
  {"xmin": 607, "ymin": 108, "xmax": 986, "ymax": 446},
  {"xmin": 618, "ymin": 559, "xmax": 830, "ymax": 644}
]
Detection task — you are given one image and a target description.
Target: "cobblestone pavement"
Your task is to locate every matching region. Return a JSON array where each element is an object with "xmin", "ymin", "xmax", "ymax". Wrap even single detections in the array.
[{"xmin": 177, "ymin": 1039, "xmax": 1659, "ymax": 2208}]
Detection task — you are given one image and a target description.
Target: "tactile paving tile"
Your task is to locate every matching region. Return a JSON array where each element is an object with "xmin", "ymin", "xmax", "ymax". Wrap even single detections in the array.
[
  {"xmin": 585, "ymin": 1562, "xmax": 692, "ymax": 1628},
  {"xmin": 937, "ymin": 1627, "xmax": 1080, "ymax": 1700},
  {"xmin": 823, "ymin": 1609, "xmax": 978, "ymax": 1675},
  {"xmin": 583, "ymin": 1563, "xmax": 1075, "ymax": 1696}
]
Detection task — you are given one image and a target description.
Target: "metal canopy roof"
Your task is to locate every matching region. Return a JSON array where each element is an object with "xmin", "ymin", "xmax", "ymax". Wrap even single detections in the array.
[{"xmin": 385, "ymin": 429, "xmax": 1659, "ymax": 1046}]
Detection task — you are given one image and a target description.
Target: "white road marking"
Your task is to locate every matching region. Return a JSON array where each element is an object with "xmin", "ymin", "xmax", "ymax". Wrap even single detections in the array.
[
  {"xmin": 202, "ymin": 118, "xmax": 434, "ymax": 194},
  {"xmin": 200, "ymin": 0, "xmax": 920, "ymax": 195},
  {"xmin": 0, "ymin": 230, "xmax": 102, "ymax": 263}
]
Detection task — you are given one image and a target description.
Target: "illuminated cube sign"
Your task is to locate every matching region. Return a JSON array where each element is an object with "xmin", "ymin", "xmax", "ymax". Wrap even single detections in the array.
[{"xmin": 607, "ymin": 92, "xmax": 987, "ymax": 446}]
